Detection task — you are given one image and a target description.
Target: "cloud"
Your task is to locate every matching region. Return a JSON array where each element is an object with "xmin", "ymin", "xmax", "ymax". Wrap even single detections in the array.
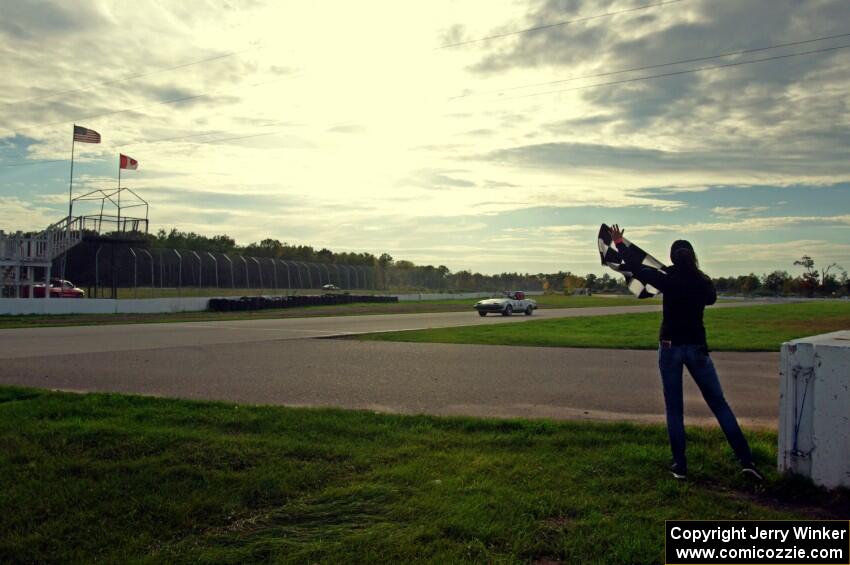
[
  {"xmin": 486, "ymin": 141, "xmax": 674, "ymax": 170},
  {"xmin": 438, "ymin": 23, "xmax": 468, "ymax": 48},
  {"xmin": 0, "ymin": 197, "xmax": 60, "ymax": 231},
  {"xmin": 398, "ymin": 169, "xmax": 477, "ymax": 190},
  {"xmin": 626, "ymin": 214, "xmax": 850, "ymax": 238},
  {"xmin": 327, "ymin": 123, "xmax": 366, "ymax": 134},
  {"xmin": 1, "ymin": 1, "xmax": 849, "ymax": 277},
  {"xmin": 544, "ymin": 114, "xmax": 618, "ymax": 133},
  {"xmin": 462, "ymin": 128, "xmax": 495, "ymax": 137},
  {"xmin": 0, "ymin": 1, "xmax": 109, "ymax": 41},
  {"xmin": 454, "ymin": 0, "xmax": 850, "ymax": 179},
  {"xmin": 712, "ymin": 240, "xmax": 850, "ymax": 264},
  {"xmin": 711, "ymin": 206, "xmax": 770, "ymax": 217},
  {"xmin": 481, "ymin": 141, "xmax": 850, "ymax": 182}
]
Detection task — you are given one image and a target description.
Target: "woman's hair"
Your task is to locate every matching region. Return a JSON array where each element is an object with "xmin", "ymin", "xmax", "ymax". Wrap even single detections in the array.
[{"xmin": 670, "ymin": 240, "xmax": 709, "ymax": 280}]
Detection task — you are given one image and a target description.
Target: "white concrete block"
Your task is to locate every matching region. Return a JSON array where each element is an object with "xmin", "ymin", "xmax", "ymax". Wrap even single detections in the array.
[{"xmin": 779, "ymin": 330, "xmax": 850, "ymax": 489}]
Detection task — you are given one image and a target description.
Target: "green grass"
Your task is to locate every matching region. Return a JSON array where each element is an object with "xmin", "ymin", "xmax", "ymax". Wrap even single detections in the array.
[
  {"xmin": 523, "ymin": 294, "xmax": 660, "ymax": 309},
  {"xmin": 1, "ymin": 387, "xmax": 844, "ymax": 564},
  {"xmin": 358, "ymin": 302, "xmax": 850, "ymax": 352},
  {"xmin": 0, "ymin": 294, "xmax": 655, "ymax": 330}
]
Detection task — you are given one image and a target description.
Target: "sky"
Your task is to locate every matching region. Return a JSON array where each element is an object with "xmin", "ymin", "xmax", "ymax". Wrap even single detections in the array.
[{"xmin": 1, "ymin": 0, "xmax": 849, "ymax": 277}]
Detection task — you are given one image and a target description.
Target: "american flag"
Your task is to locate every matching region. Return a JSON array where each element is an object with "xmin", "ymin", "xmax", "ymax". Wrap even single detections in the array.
[{"xmin": 73, "ymin": 125, "xmax": 101, "ymax": 144}]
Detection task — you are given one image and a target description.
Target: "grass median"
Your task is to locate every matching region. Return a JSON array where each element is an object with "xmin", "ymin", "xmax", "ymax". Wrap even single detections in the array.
[
  {"xmin": 0, "ymin": 294, "xmax": 656, "ymax": 330},
  {"xmin": 356, "ymin": 302, "xmax": 850, "ymax": 352},
  {"xmin": 1, "ymin": 386, "xmax": 844, "ymax": 564}
]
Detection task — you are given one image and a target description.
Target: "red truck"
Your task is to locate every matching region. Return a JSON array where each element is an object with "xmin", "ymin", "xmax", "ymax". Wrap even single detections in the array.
[{"xmin": 21, "ymin": 279, "xmax": 86, "ymax": 298}]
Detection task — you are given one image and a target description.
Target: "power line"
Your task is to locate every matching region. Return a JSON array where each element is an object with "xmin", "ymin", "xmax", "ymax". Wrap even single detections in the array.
[
  {"xmin": 10, "ymin": 72, "xmax": 303, "ymax": 133},
  {"xmin": 126, "ymin": 128, "xmax": 235, "ymax": 145},
  {"xmin": 6, "ymin": 43, "xmax": 847, "ymax": 167},
  {"xmin": 451, "ymin": 31, "xmax": 850, "ymax": 100},
  {"xmin": 131, "ymin": 120, "xmax": 357, "ymax": 148},
  {"xmin": 492, "ymin": 42, "xmax": 850, "ymax": 101},
  {"xmin": 436, "ymin": 0, "xmax": 686, "ymax": 49},
  {"xmin": 0, "ymin": 131, "xmax": 236, "ymax": 170},
  {"xmin": 0, "ymin": 135, "xmax": 279, "ymax": 172},
  {"xmin": 0, "ymin": 127, "xmax": 285, "ymax": 171},
  {"xmin": 0, "ymin": 158, "xmax": 66, "ymax": 169},
  {"xmin": 196, "ymin": 130, "xmax": 288, "ymax": 145},
  {"xmin": 0, "ymin": 120, "xmax": 354, "ymax": 170},
  {"xmin": 118, "ymin": 121, "xmax": 295, "ymax": 148},
  {"xmin": 3, "ymin": 45, "xmax": 258, "ymax": 107}
]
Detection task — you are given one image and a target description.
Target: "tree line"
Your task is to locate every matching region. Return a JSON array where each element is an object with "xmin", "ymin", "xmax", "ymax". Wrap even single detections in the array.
[
  {"xmin": 712, "ymin": 256, "xmax": 847, "ymax": 297},
  {"xmin": 146, "ymin": 230, "xmax": 848, "ymax": 296},
  {"xmin": 554, "ymin": 255, "xmax": 847, "ymax": 298}
]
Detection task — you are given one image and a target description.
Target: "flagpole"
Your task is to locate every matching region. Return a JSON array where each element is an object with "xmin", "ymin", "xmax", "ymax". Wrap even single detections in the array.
[
  {"xmin": 68, "ymin": 132, "xmax": 76, "ymax": 221},
  {"xmin": 117, "ymin": 156, "xmax": 121, "ymax": 234},
  {"xmin": 63, "ymin": 126, "xmax": 77, "ymax": 280}
]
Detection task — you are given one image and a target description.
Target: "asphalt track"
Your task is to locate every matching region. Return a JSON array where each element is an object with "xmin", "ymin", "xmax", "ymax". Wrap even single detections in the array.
[{"xmin": 0, "ymin": 302, "xmax": 780, "ymax": 427}]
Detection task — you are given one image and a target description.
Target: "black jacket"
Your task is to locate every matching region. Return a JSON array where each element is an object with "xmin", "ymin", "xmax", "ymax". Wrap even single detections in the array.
[{"xmin": 618, "ymin": 243, "xmax": 717, "ymax": 346}]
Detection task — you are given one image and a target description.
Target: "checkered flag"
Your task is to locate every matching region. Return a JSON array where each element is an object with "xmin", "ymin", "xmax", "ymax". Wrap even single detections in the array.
[{"xmin": 598, "ymin": 223, "xmax": 666, "ymax": 298}]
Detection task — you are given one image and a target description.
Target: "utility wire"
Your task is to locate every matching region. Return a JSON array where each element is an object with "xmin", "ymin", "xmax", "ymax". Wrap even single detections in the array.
[
  {"xmin": 194, "ymin": 130, "xmax": 288, "ymax": 145},
  {"xmin": 451, "ymin": 31, "xmax": 850, "ymax": 100},
  {"xmin": 0, "ymin": 120, "xmax": 354, "ymax": 170},
  {"xmin": 10, "ymin": 72, "xmax": 303, "ymax": 132},
  {"xmin": 0, "ymin": 130, "xmax": 240, "ymax": 170},
  {"xmin": 137, "ymin": 119, "xmax": 357, "ymax": 147},
  {"xmin": 3, "ymin": 45, "xmax": 259, "ymax": 107},
  {"xmin": 0, "ymin": 126, "xmax": 286, "ymax": 170},
  {"xmin": 118, "ymin": 121, "xmax": 296, "ymax": 148},
  {"xmin": 5, "ymin": 42, "xmax": 847, "ymax": 167},
  {"xmin": 6, "ymin": 34, "xmax": 848, "ymax": 168},
  {"xmin": 493, "ymin": 42, "xmax": 850, "ymax": 101},
  {"xmin": 436, "ymin": 0, "xmax": 686, "ymax": 49},
  {"xmin": 0, "ymin": 158, "xmax": 66, "ymax": 169}
]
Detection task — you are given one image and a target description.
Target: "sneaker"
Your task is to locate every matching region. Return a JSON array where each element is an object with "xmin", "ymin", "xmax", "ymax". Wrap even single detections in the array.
[
  {"xmin": 741, "ymin": 464, "xmax": 764, "ymax": 481},
  {"xmin": 670, "ymin": 463, "xmax": 687, "ymax": 480}
]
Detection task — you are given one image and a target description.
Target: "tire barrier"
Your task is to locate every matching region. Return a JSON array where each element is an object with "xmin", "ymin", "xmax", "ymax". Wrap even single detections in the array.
[{"xmin": 207, "ymin": 293, "xmax": 398, "ymax": 312}]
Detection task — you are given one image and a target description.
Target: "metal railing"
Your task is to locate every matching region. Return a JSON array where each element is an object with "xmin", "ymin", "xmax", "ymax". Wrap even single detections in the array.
[{"xmin": 0, "ymin": 229, "xmax": 56, "ymax": 262}]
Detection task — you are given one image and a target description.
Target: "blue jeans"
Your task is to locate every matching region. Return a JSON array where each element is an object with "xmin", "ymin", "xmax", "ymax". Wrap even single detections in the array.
[{"xmin": 658, "ymin": 344, "xmax": 753, "ymax": 472}]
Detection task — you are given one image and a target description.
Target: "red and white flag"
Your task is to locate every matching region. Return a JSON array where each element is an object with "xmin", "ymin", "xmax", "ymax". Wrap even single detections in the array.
[{"xmin": 119, "ymin": 154, "xmax": 139, "ymax": 170}]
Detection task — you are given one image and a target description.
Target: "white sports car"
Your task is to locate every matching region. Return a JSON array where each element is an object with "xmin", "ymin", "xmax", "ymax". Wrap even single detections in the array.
[{"xmin": 474, "ymin": 291, "xmax": 537, "ymax": 317}]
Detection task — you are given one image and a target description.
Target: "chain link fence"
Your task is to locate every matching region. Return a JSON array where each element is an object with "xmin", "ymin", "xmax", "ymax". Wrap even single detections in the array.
[
  {"xmin": 59, "ymin": 241, "xmax": 544, "ymax": 298},
  {"xmin": 62, "ymin": 243, "xmax": 376, "ymax": 298}
]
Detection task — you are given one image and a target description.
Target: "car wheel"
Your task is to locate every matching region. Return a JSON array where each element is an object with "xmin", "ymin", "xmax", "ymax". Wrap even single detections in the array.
[
  {"xmin": 478, "ymin": 311, "xmax": 487, "ymax": 317},
  {"xmin": 525, "ymin": 306, "xmax": 533, "ymax": 315},
  {"xmin": 502, "ymin": 305, "xmax": 513, "ymax": 316}
]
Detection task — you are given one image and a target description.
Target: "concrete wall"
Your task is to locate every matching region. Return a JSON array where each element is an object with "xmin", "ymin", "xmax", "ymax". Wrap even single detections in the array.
[
  {"xmin": 0, "ymin": 297, "xmax": 214, "ymax": 315},
  {"xmin": 779, "ymin": 330, "xmax": 850, "ymax": 489}
]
